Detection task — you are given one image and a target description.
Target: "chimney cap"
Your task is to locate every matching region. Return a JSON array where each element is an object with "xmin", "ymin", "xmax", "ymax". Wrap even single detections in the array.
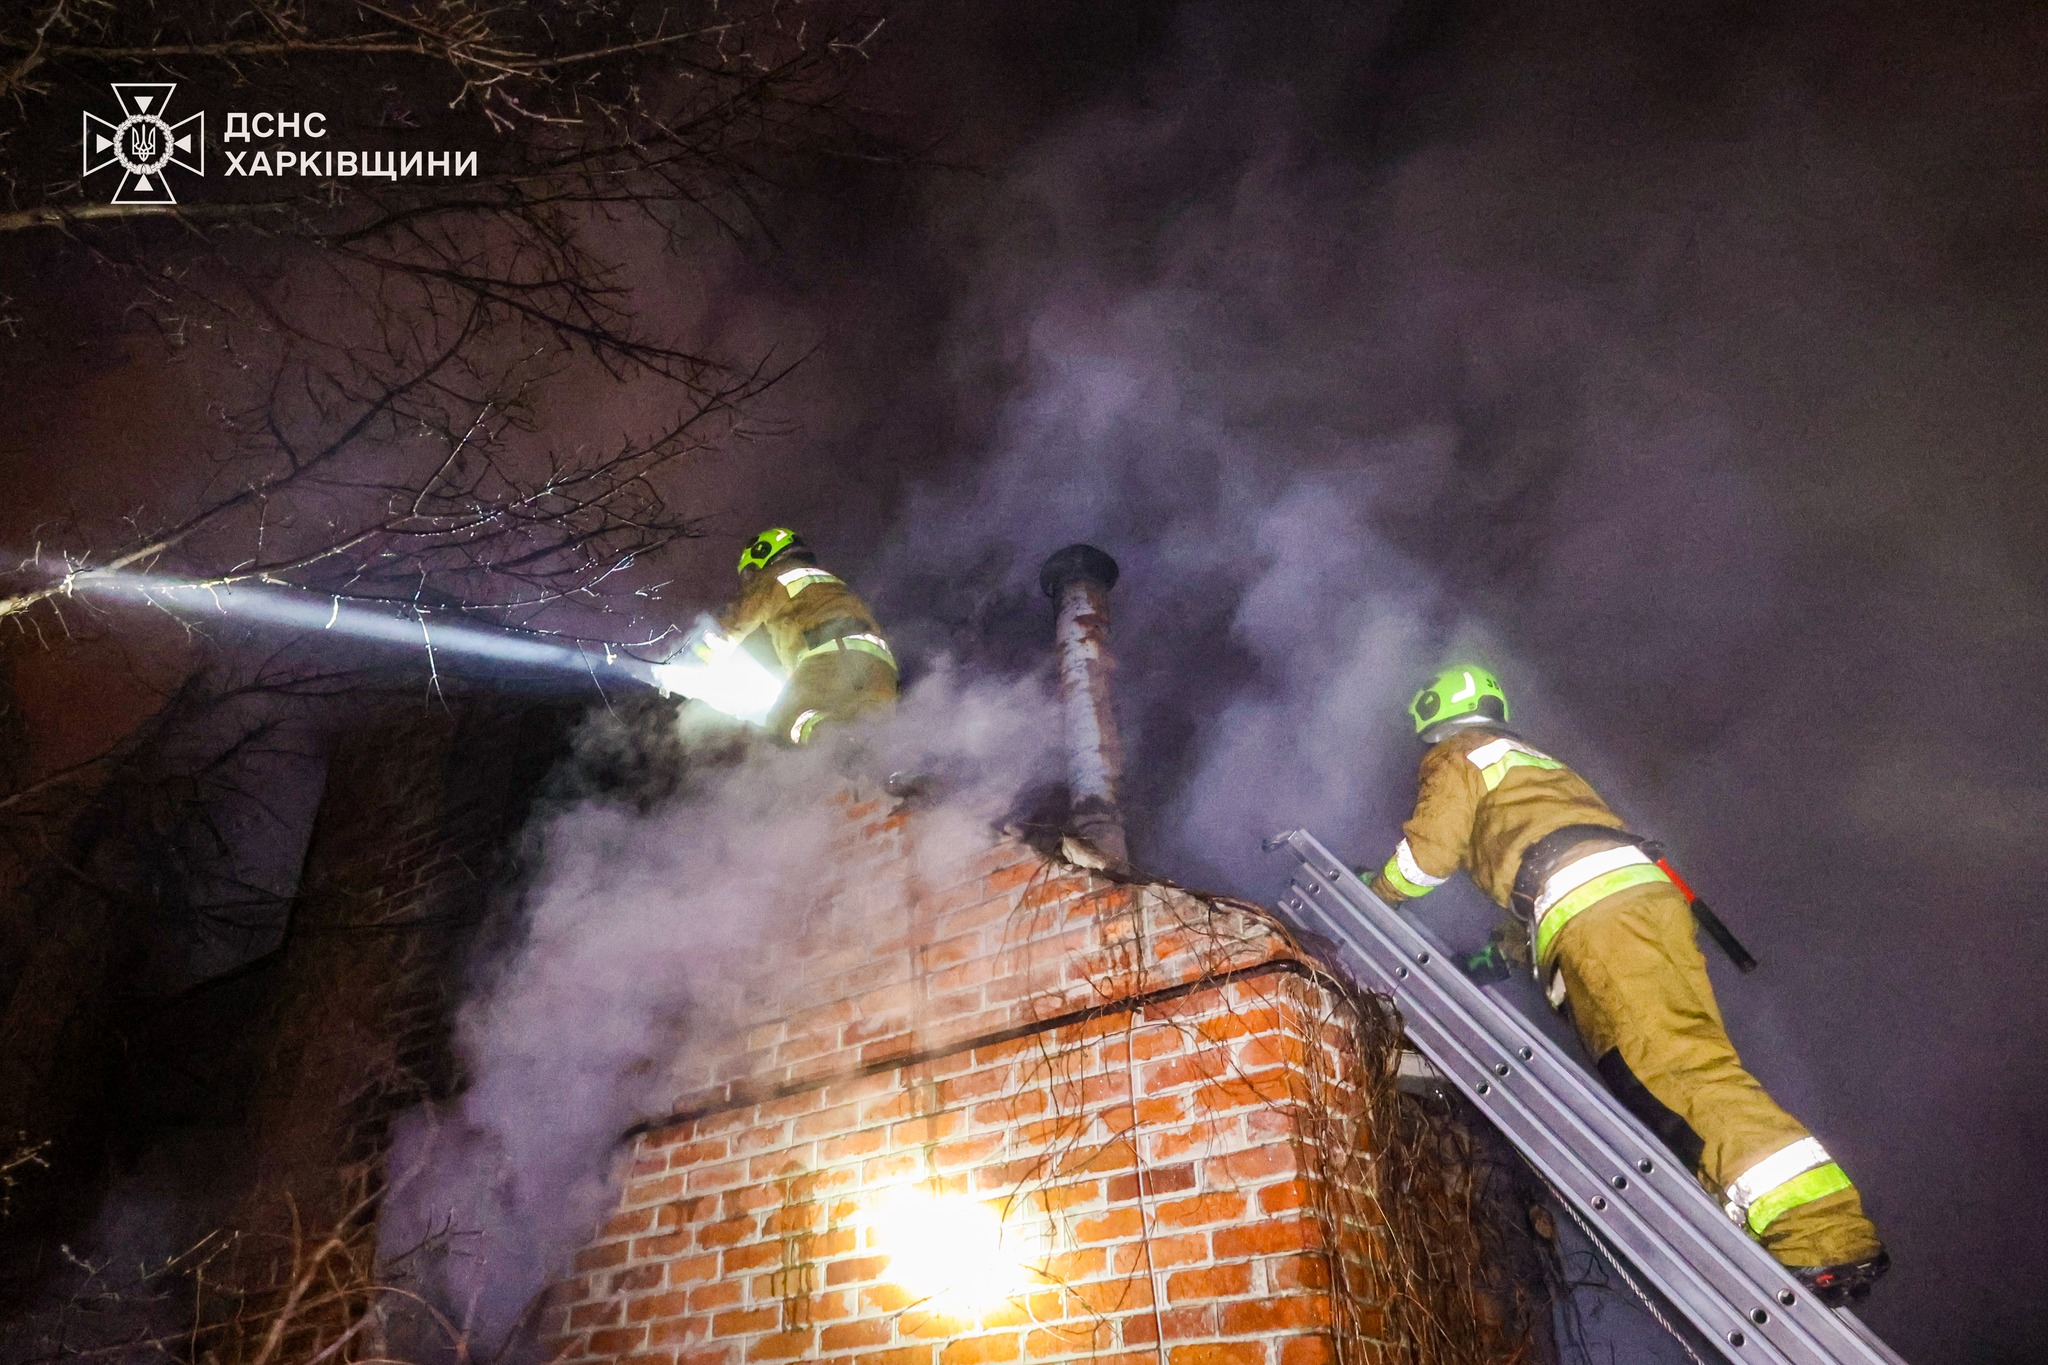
[{"xmin": 1039, "ymin": 544, "xmax": 1120, "ymax": 600}]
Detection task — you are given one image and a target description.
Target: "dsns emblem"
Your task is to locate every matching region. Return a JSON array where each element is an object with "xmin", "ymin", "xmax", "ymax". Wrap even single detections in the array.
[{"xmin": 82, "ymin": 83, "xmax": 204, "ymax": 205}]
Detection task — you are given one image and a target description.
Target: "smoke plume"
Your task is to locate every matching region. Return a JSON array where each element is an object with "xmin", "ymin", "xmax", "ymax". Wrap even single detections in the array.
[{"xmin": 376, "ymin": 668, "xmax": 1060, "ymax": 1356}]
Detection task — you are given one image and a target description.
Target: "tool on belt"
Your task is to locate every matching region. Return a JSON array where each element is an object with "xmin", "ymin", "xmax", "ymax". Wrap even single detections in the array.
[
  {"xmin": 1513, "ymin": 825, "xmax": 1759, "ymax": 973},
  {"xmin": 1640, "ymin": 841, "xmax": 1759, "ymax": 973}
]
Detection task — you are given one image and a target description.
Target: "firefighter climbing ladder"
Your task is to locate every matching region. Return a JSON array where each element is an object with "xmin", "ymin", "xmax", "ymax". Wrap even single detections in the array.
[{"xmin": 1265, "ymin": 829, "xmax": 1909, "ymax": 1365}]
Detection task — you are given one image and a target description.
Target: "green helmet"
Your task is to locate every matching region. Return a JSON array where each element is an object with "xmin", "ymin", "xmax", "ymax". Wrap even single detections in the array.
[
  {"xmin": 738, "ymin": 527, "xmax": 805, "ymax": 575},
  {"xmin": 1409, "ymin": 665, "xmax": 1508, "ymax": 739}
]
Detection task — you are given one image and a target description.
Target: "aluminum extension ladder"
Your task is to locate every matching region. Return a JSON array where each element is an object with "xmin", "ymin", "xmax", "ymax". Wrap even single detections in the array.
[{"xmin": 1266, "ymin": 829, "xmax": 1908, "ymax": 1365}]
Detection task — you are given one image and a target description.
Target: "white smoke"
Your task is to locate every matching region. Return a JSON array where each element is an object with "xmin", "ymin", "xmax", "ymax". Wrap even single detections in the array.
[{"xmin": 376, "ymin": 665, "xmax": 1059, "ymax": 1357}]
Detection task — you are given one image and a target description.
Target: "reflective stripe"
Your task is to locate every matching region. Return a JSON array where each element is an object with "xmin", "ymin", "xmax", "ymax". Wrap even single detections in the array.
[
  {"xmin": 1532, "ymin": 859, "xmax": 1670, "ymax": 963},
  {"xmin": 1531, "ymin": 845, "xmax": 1654, "ymax": 920},
  {"xmin": 1449, "ymin": 670, "xmax": 1479, "ymax": 703},
  {"xmin": 1747, "ymin": 1164, "xmax": 1853, "ymax": 1236},
  {"xmin": 1723, "ymin": 1138, "xmax": 1850, "ymax": 1235},
  {"xmin": 777, "ymin": 567, "xmax": 841, "ymax": 597},
  {"xmin": 1466, "ymin": 737, "xmax": 1520, "ymax": 768},
  {"xmin": 788, "ymin": 708, "xmax": 825, "ymax": 744},
  {"xmin": 1384, "ymin": 839, "xmax": 1449, "ymax": 900},
  {"xmin": 796, "ymin": 632, "xmax": 897, "ymax": 671},
  {"xmin": 1379, "ymin": 842, "xmax": 1439, "ymax": 900},
  {"xmin": 1724, "ymin": 1137, "xmax": 1829, "ymax": 1221},
  {"xmin": 1465, "ymin": 736, "xmax": 1563, "ymax": 792},
  {"xmin": 1395, "ymin": 839, "xmax": 1448, "ymax": 891}
]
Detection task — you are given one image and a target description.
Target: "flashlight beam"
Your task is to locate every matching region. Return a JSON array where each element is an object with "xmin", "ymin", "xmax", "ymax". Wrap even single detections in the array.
[{"xmin": 64, "ymin": 570, "xmax": 664, "ymax": 694}]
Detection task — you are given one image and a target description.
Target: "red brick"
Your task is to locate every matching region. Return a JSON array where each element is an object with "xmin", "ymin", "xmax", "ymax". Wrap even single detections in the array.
[
  {"xmin": 1259, "ymin": 1251, "xmax": 1325, "ymax": 1291},
  {"xmin": 709, "ymin": 1307, "xmax": 779, "ymax": 1338},
  {"xmin": 933, "ymin": 1134, "xmax": 1005, "ymax": 1170},
  {"xmin": 632, "ymin": 1231, "xmax": 695, "ymax": 1259},
  {"xmin": 1250, "ymin": 1175, "xmax": 1305, "ymax": 1213},
  {"xmin": 1213, "ymin": 1219, "xmax": 1315, "ymax": 1258},
  {"xmin": 862, "ymin": 1348, "xmax": 943, "ymax": 1365},
  {"xmin": 588, "ymin": 1327, "xmax": 649, "ymax": 1355},
  {"xmin": 1106, "ymin": 1162, "xmax": 1197, "ymax": 1203},
  {"xmin": 1153, "ymin": 1191, "xmax": 1247, "ymax": 1229},
  {"xmin": 819, "ymin": 1129, "xmax": 884, "ymax": 1162},
  {"xmin": 1053, "ymin": 1143, "xmax": 1137, "ymax": 1178},
  {"xmin": 1071, "ymin": 1207, "xmax": 1146, "ymax": 1244},
  {"xmin": 1122, "ymin": 1304, "xmax": 1219, "ymax": 1345},
  {"xmin": 1191, "ymin": 1070, "xmax": 1293, "ymax": 1113},
  {"xmin": 1279, "ymin": 1338, "xmax": 1337, "ymax": 1365},
  {"xmin": 1221, "ymin": 1296, "xmax": 1328, "ymax": 1334},
  {"xmin": 1025, "ymin": 1324, "xmax": 1113, "ymax": 1358},
  {"xmin": 627, "ymin": 1291, "xmax": 694, "ymax": 1322},
  {"xmin": 649, "ymin": 1316, "xmax": 711, "ymax": 1347},
  {"xmin": 1070, "ymin": 1276, "xmax": 1154, "ymax": 1316},
  {"xmin": 605, "ymin": 1208, "xmax": 657, "ymax": 1239},
  {"xmin": 1206, "ymin": 1145, "xmax": 1298, "ymax": 1184},
  {"xmin": 665, "ymin": 1252, "xmax": 721, "ymax": 1284},
  {"xmin": 1163, "ymin": 1264, "xmax": 1253, "ymax": 1302},
  {"xmin": 629, "ymin": 1175, "xmax": 687, "ymax": 1204},
  {"xmin": 745, "ymin": 1330, "xmax": 816, "ymax": 1360},
  {"xmin": 859, "ymin": 1282, "xmax": 917, "ymax": 1314},
  {"xmin": 984, "ymin": 860, "xmax": 1040, "ymax": 893},
  {"xmin": 821, "ymin": 1319, "xmax": 892, "ymax": 1350},
  {"xmin": 697, "ymin": 1217, "xmax": 756, "ymax": 1248},
  {"xmin": 1040, "ymin": 1248, "xmax": 1109, "ymax": 1283},
  {"xmin": 687, "ymin": 1282, "xmax": 744, "ymax": 1312},
  {"xmin": 611, "ymin": 1264, "xmax": 664, "ymax": 1294},
  {"xmin": 1128, "ymin": 1233, "xmax": 1211, "ymax": 1269},
  {"xmin": 808, "ymin": 1289, "xmax": 856, "ymax": 1323},
  {"xmin": 722, "ymin": 1242, "xmax": 779, "ymax": 1274},
  {"xmin": 1168, "ymin": 1346, "xmax": 1266, "ymax": 1365},
  {"xmin": 1131, "ymin": 1096, "xmax": 1187, "ymax": 1127},
  {"xmin": 825, "ymin": 1254, "xmax": 890, "ymax": 1286},
  {"xmin": 939, "ymin": 1333, "xmax": 1022, "ymax": 1364}
]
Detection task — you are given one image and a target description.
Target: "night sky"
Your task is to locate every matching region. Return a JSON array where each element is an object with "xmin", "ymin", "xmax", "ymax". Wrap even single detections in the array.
[{"xmin": 4, "ymin": 3, "xmax": 2044, "ymax": 1362}]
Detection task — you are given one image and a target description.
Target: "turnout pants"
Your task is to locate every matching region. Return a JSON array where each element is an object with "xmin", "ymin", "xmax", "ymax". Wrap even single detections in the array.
[
  {"xmin": 769, "ymin": 651, "xmax": 898, "ymax": 746},
  {"xmin": 1549, "ymin": 883, "xmax": 1883, "ymax": 1268}
]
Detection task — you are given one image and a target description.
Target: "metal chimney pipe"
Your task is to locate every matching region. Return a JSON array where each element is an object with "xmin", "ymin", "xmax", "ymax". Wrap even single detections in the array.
[{"xmin": 1039, "ymin": 544, "xmax": 1128, "ymax": 863}]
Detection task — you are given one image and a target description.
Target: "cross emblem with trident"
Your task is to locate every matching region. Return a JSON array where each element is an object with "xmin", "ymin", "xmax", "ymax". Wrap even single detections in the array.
[{"xmin": 83, "ymin": 83, "xmax": 204, "ymax": 205}]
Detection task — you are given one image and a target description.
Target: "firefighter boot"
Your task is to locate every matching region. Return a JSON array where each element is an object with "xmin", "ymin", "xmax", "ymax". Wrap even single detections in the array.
[{"xmin": 1793, "ymin": 1248, "xmax": 1892, "ymax": 1305}]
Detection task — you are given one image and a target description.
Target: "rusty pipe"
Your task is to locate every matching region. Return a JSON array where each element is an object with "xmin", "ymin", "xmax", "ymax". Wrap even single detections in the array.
[{"xmin": 1039, "ymin": 544, "xmax": 1128, "ymax": 863}]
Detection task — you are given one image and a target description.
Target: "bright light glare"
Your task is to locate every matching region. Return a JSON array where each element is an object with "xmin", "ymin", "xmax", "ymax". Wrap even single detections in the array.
[
  {"xmin": 648, "ymin": 615, "xmax": 787, "ymax": 726},
  {"xmin": 870, "ymin": 1188, "xmax": 1041, "ymax": 1314}
]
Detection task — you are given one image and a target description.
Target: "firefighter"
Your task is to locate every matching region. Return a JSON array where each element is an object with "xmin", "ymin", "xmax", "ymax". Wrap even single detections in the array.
[
  {"xmin": 1362, "ymin": 665, "xmax": 1889, "ymax": 1303},
  {"xmin": 720, "ymin": 527, "xmax": 898, "ymax": 745}
]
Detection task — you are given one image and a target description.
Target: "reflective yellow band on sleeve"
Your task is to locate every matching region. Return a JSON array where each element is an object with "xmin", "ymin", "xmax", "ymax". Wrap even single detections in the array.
[
  {"xmin": 795, "ymin": 632, "xmax": 897, "ymax": 671},
  {"xmin": 788, "ymin": 708, "xmax": 826, "ymax": 744},
  {"xmin": 1746, "ymin": 1163, "xmax": 1854, "ymax": 1237},
  {"xmin": 1532, "ymin": 862, "xmax": 1670, "ymax": 962},
  {"xmin": 1395, "ymin": 838, "xmax": 1448, "ymax": 890},
  {"xmin": 1380, "ymin": 850, "xmax": 1438, "ymax": 900}
]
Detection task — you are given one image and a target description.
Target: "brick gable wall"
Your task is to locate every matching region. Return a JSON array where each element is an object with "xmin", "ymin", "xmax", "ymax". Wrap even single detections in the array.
[{"xmin": 548, "ymin": 795, "xmax": 1543, "ymax": 1365}]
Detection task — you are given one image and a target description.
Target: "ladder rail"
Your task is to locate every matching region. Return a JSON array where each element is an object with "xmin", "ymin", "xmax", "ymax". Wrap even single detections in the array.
[{"xmin": 1268, "ymin": 829, "xmax": 1906, "ymax": 1365}]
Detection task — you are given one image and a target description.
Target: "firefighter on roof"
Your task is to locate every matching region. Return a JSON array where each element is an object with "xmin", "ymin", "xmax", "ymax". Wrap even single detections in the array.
[
  {"xmin": 1363, "ymin": 665, "xmax": 1889, "ymax": 1303},
  {"xmin": 722, "ymin": 527, "xmax": 898, "ymax": 745}
]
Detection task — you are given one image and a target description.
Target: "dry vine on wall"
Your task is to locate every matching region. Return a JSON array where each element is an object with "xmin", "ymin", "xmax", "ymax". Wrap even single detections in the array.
[{"xmin": 982, "ymin": 861, "xmax": 1556, "ymax": 1365}]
